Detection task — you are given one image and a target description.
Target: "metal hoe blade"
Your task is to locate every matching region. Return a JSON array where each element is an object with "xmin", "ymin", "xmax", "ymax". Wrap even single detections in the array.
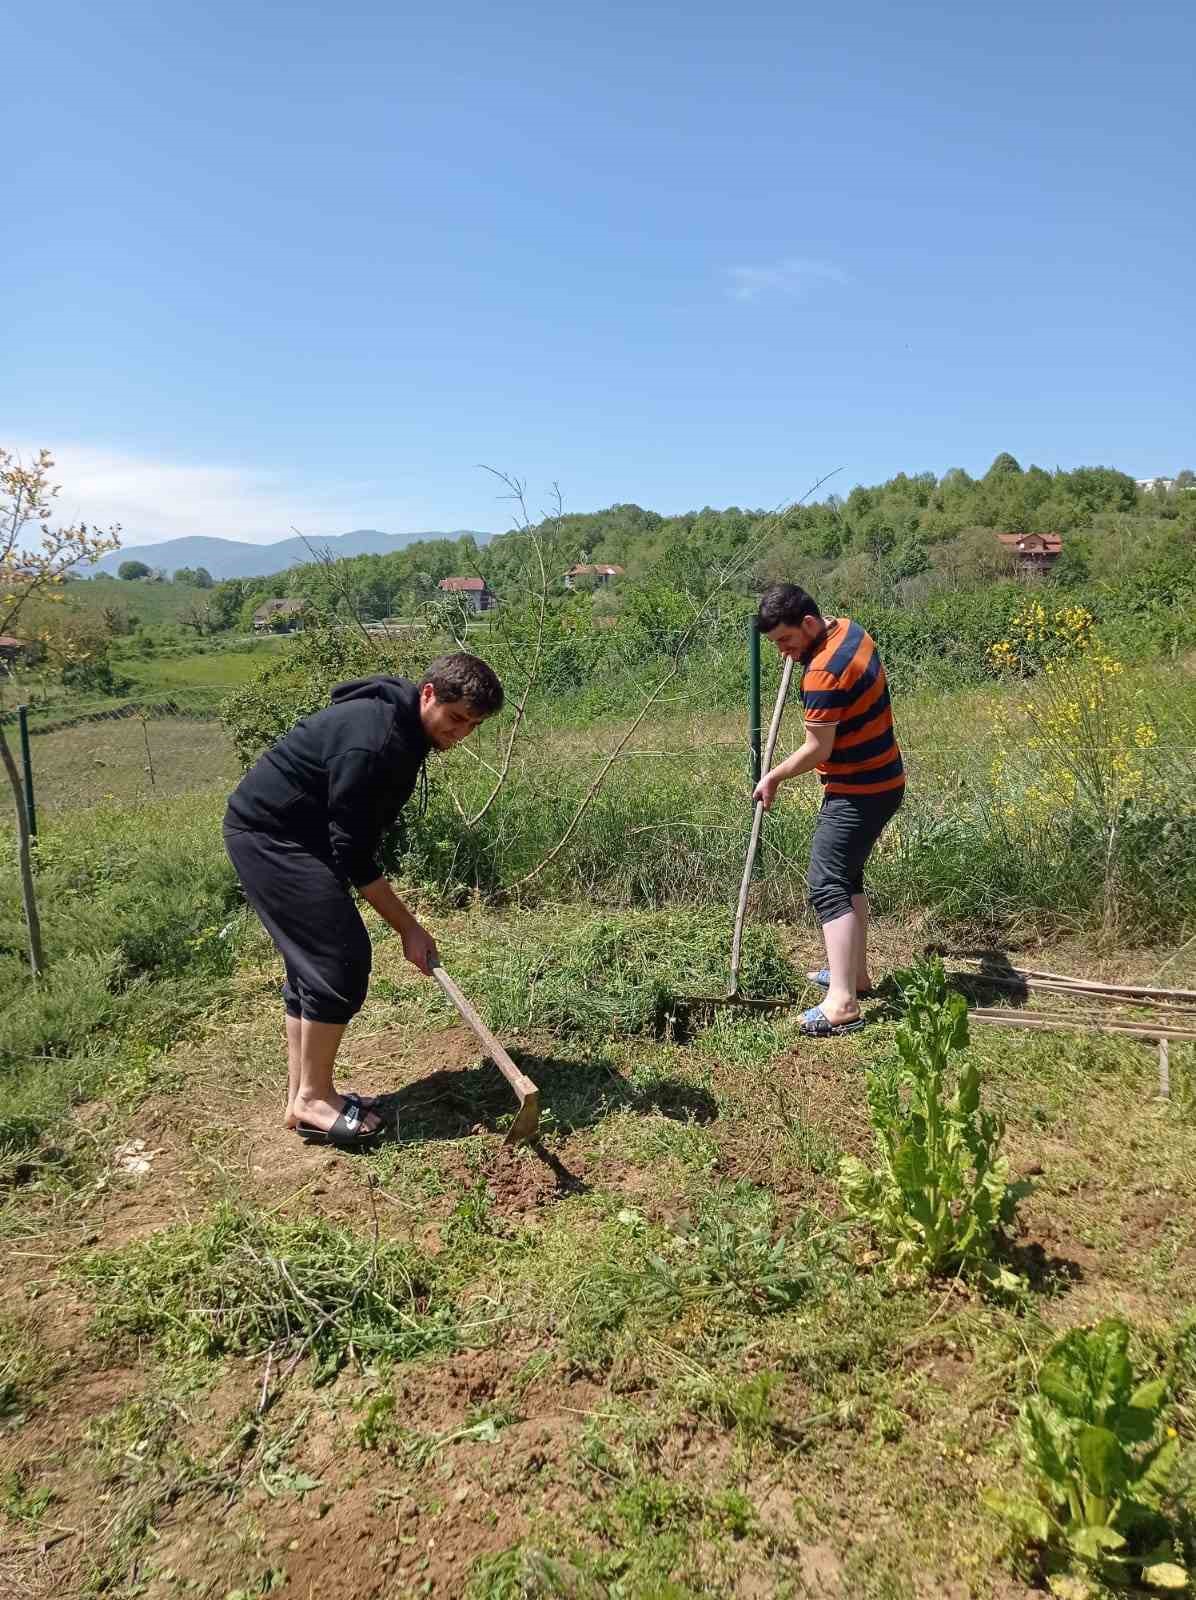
[{"xmin": 431, "ymin": 961, "xmax": 541, "ymax": 1145}]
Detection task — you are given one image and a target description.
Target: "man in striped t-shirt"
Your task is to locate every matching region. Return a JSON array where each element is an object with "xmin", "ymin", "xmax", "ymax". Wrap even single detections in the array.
[{"xmin": 751, "ymin": 584, "xmax": 905, "ymax": 1037}]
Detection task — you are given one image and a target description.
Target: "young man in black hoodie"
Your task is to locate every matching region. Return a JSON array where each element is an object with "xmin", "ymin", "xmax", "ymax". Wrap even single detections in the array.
[{"xmin": 223, "ymin": 652, "xmax": 504, "ymax": 1148}]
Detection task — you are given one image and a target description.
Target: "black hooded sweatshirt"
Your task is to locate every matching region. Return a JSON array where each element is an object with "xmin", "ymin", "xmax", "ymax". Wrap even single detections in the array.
[{"xmin": 225, "ymin": 676, "xmax": 431, "ymax": 888}]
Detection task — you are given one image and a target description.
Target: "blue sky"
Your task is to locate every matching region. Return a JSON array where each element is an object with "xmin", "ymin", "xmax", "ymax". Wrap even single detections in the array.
[{"xmin": 5, "ymin": 0, "xmax": 1193, "ymax": 544}]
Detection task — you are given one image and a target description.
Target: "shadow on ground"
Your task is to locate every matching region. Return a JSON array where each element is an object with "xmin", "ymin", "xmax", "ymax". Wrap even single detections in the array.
[{"xmin": 373, "ymin": 1052, "xmax": 719, "ymax": 1145}]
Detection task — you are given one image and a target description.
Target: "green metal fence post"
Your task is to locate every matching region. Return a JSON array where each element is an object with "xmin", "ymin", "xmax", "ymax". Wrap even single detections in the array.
[
  {"xmin": 18, "ymin": 704, "xmax": 37, "ymax": 841},
  {"xmin": 748, "ymin": 620, "xmax": 762, "ymax": 785}
]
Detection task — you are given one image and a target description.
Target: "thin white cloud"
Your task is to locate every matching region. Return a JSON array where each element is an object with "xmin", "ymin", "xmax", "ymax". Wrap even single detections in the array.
[
  {"xmin": 726, "ymin": 258, "xmax": 848, "ymax": 302},
  {"xmin": 3, "ymin": 442, "xmax": 375, "ymax": 547}
]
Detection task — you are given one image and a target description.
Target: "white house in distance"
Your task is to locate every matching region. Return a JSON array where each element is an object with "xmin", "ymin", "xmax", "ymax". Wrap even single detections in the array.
[
  {"xmin": 1136, "ymin": 477, "xmax": 1175, "ymax": 492},
  {"xmin": 563, "ymin": 562, "xmax": 624, "ymax": 589},
  {"xmin": 437, "ymin": 576, "xmax": 496, "ymax": 612}
]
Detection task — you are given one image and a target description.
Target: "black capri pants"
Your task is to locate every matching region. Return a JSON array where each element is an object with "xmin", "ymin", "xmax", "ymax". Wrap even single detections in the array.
[
  {"xmin": 223, "ymin": 820, "xmax": 372, "ymax": 1025},
  {"xmin": 807, "ymin": 787, "xmax": 904, "ymax": 927}
]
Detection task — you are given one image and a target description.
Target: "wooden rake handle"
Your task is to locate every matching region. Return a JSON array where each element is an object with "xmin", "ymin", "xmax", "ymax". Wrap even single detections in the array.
[
  {"xmin": 430, "ymin": 962, "xmax": 539, "ymax": 1104},
  {"xmin": 729, "ymin": 656, "xmax": 795, "ymax": 995}
]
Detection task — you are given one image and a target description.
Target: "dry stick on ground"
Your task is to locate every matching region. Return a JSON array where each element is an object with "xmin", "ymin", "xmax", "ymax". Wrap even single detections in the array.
[{"xmin": 508, "ymin": 469, "xmax": 843, "ymax": 894}]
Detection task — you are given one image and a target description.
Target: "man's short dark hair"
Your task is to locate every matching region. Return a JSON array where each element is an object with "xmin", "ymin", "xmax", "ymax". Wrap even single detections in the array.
[
  {"xmin": 421, "ymin": 653, "xmax": 504, "ymax": 717},
  {"xmin": 755, "ymin": 584, "xmax": 821, "ymax": 634}
]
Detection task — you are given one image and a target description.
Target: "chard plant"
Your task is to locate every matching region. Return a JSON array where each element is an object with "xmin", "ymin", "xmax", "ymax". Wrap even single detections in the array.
[
  {"xmin": 839, "ymin": 958, "xmax": 1026, "ymax": 1284},
  {"xmin": 985, "ymin": 1318, "xmax": 1187, "ymax": 1592}
]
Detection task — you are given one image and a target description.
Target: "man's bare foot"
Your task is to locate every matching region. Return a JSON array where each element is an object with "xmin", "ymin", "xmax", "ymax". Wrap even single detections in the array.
[{"xmin": 289, "ymin": 1091, "xmax": 384, "ymax": 1136}]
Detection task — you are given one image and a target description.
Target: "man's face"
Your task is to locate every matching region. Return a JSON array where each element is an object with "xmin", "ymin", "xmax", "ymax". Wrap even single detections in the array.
[
  {"xmin": 419, "ymin": 683, "xmax": 486, "ymax": 749},
  {"xmin": 763, "ymin": 615, "xmax": 823, "ymax": 663}
]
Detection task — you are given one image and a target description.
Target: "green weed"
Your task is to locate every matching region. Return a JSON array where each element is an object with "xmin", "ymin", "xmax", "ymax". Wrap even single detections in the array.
[
  {"xmin": 1, "ymin": 1467, "xmax": 54, "ymax": 1527},
  {"xmin": 985, "ymin": 1319, "xmax": 1188, "ymax": 1590},
  {"xmin": 473, "ymin": 910, "xmax": 799, "ymax": 1043}
]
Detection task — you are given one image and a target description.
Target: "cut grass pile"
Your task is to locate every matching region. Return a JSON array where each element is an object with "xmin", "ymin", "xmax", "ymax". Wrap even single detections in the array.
[
  {"xmin": 470, "ymin": 910, "xmax": 801, "ymax": 1042},
  {"xmin": 74, "ymin": 1204, "xmax": 458, "ymax": 1377}
]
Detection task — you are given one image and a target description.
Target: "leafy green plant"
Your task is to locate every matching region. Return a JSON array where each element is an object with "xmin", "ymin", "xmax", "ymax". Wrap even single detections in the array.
[
  {"xmin": 839, "ymin": 957, "xmax": 1026, "ymax": 1282},
  {"xmin": 984, "ymin": 1319, "xmax": 1187, "ymax": 1591}
]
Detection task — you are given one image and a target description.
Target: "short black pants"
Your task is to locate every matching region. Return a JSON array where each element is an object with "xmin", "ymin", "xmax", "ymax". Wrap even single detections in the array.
[
  {"xmin": 223, "ymin": 819, "xmax": 372, "ymax": 1025},
  {"xmin": 807, "ymin": 787, "xmax": 904, "ymax": 926}
]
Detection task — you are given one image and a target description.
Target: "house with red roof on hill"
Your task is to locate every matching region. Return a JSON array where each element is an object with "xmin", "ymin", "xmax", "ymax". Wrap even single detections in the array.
[
  {"xmin": 437, "ymin": 576, "xmax": 496, "ymax": 611},
  {"xmin": 995, "ymin": 532, "xmax": 1062, "ymax": 579},
  {"xmin": 563, "ymin": 563, "xmax": 624, "ymax": 590}
]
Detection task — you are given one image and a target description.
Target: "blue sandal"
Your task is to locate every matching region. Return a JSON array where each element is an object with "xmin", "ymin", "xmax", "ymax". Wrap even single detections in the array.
[
  {"xmin": 799, "ymin": 1004, "xmax": 866, "ymax": 1038},
  {"xmin": 809, "ymin": 968, "xmax": 878, "ymax": 999}
]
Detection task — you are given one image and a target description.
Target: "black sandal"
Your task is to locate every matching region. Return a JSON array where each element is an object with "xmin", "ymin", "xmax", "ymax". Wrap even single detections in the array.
[{"xmin": 295, "ymin": 1099, "xmax": 386, "ymax": 1148}]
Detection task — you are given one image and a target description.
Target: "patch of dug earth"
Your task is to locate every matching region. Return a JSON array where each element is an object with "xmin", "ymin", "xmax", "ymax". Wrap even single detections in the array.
[
  {"xmin": 434, "ymin": 1140, "xmax": 590, "ymax": 1217},
  {"xmin": 129, "ymin": 1354, "xmax": 607, "ymax": 1600}
]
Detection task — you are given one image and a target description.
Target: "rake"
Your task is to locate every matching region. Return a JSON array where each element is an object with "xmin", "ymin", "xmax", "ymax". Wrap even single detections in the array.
[
  {"xmin": 681, "ymin": 656, "xmax": 799, "ymax": 1016},
  {"xmin": 430, "ymin": 960, "xmax": 541, "ymax": 1144}
]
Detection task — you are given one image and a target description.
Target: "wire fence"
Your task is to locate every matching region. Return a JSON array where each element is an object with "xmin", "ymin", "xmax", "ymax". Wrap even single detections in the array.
[{"xmin": 1, "ymin": 693, "xmax": 240, "ymax": 822}]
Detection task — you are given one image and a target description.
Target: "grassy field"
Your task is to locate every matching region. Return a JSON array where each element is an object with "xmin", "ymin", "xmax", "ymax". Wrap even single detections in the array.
[
  {"xmin": 2, "ymin": 643, "xmax": 1195, "ymax": 1598},
  {"xmin": 17, "ymin": 717, "xmax": 239, "ymax": 813},
  {"xmin": 118, "ymin": 643, "xmax": 292, "ymax": 694},
  {"xmin": 65, "ymin": 577, "xmax": 217, "ymax": 627},
  {"xmin": 1, "ymin": 888, "xmax": 1194, "ymax": 1599}
]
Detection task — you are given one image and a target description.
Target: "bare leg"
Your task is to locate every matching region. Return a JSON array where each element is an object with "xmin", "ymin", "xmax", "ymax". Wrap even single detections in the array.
[
  {"xmin": 293, "ymin": 1020, "xmax": 383, "ymax": 1134},
  {"xmin": 818, "ymin": 911, "xmax": 860, "ymax": 1024},
  {"xmin": 286, "ymin": 1013, "xmax": 378, "ymax": 1128},
  {"xmin": 285, "ymin": 1014, "xmax": 302, "ymax": 1128},
  {"xmin": 852, "ymin": 892, "xmax": 874, "ymax": 992}
]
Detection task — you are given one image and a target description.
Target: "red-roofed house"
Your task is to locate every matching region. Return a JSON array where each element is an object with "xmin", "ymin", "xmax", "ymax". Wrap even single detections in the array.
[
  {"xmin": 0, "ymin": 635, "xmax": 30, "ymax": 673},
  {"xmin": 995, "ymin": 532, "xmax": 1062, "ymax": 579},
  {"xmin": 437, "ymin": 576, "xmax": 496, "ymax": 611},
  {"xmin": 563, "ymin": 563, "xmax": 624, "ymax": 589}
]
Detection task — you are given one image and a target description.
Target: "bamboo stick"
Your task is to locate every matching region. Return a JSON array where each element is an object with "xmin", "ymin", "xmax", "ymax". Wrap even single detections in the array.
[
  {"xmin": 953, "ymin": 960, "xmax": 1196, "ymax": 1003},
  {"xmin": 968, "ymin": 1008, "xmax": 1196, "ymax": 1042},
  {"xmin": 953, "ymin": 972, "xmax": 1196, "ymax": 1015}
]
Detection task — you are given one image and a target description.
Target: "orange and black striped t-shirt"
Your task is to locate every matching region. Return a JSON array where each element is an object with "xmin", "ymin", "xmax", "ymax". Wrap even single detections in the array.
[{"xmin": 800, "ymin": 618, "xmax": 904, "ymax": 796}]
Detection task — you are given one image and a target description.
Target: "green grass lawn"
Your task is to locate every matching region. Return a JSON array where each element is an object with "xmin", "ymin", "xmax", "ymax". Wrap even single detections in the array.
[
  {"xmin": 118, "ymin": 641, "xmax": 290, "ymax": 694},
  {"xmin": 1, "ymin": 803, "xmax": 1194, "ymax": 1598},
  {"xmin": 16, "ymin": 716, "xmax": 240, "ymax": 813},
  {"xmin": 66, "ymin": 576, "xmax": 215, "ymax": 626}
]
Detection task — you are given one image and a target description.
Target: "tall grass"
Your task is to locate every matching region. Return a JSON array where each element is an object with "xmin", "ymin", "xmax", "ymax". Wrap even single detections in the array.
[
  {"xmin": 0, "ymin": 794, "xmax": 242, "ymax": 1153},
  {"xmin": 398, "ymin": 660, "xmax": 1196, "ymax": 943}
]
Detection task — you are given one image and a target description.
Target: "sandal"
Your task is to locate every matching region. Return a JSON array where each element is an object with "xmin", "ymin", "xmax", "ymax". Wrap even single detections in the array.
[
  {"xmin": 295, "ymin": 1098, "xmax": 386, "ymax": 1148},
  {"xmin": 798, "ymin": 1004, "xmax": 865, "ymax": 1038},
  {"xmin": 808, "ymin": 968, "xmax": 878, "ymax": 999}
]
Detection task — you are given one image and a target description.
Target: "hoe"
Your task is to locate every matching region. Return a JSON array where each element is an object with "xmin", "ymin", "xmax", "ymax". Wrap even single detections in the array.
[{"xmin": 430, "ymin": 959, "xmax": 541, "ymax": 1144}]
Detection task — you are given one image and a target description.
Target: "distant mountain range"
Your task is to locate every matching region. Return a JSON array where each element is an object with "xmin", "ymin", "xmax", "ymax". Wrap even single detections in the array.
[{"xmin": 81, "ymin": 528, "xmax": 491, "ymax": 582}]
